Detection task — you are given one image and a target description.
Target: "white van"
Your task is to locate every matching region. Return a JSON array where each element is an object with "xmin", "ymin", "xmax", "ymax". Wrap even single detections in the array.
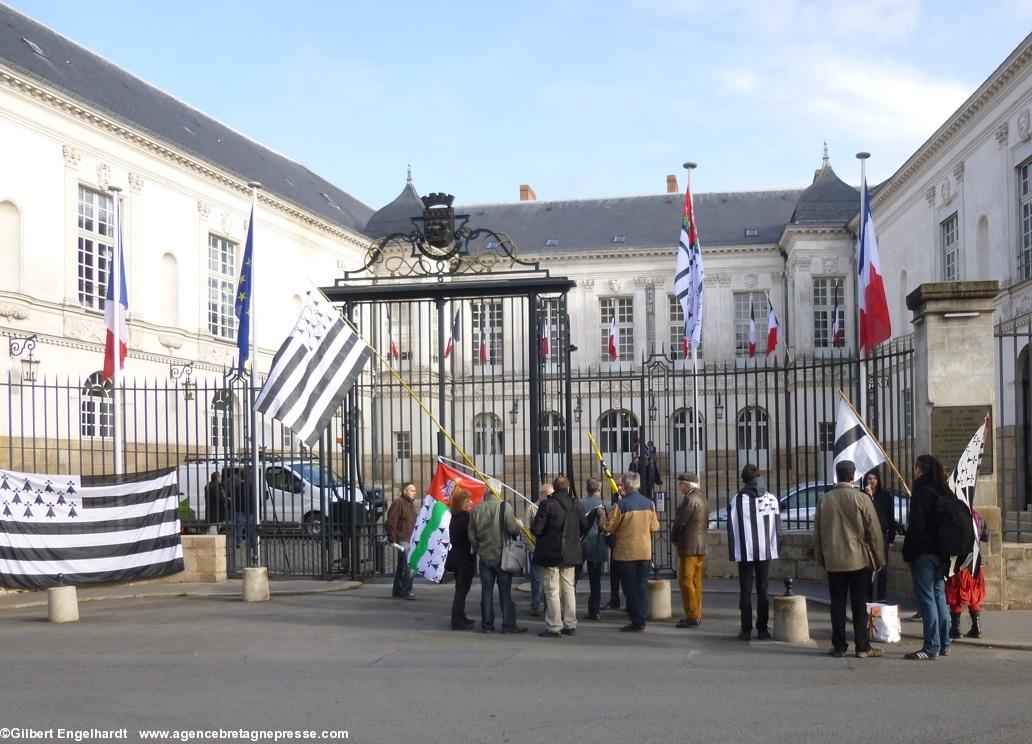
[{"xmin": 176, "ymin": 459, "xmax": 384, "ymax": 534}]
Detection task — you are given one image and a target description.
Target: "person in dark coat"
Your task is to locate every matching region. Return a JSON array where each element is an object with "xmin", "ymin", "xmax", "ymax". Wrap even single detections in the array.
[
  {"xmin": 531, "ymin": 475, "xmax": 587, "ymax": 637},
  {"xmin": 445, "ymin": 488, "xmax": 476, "ymax": 630},
  {"xmin": 204, "ymin": 471, "xmax": 226, "ymax": 527},
  {"xmin": 385, "ymin": 481, "xmax": 419, "ymax": 599},
  {"xmin": 864, "ymin": 468, "xmax": 898, "ymax": 602},
  {"xmin": 902, "ymin": 454, "xmax": 952, "ymax": 660},
  {"xmin": 578, "ymin": 478, "xmax": 608, "ymax": 621}
]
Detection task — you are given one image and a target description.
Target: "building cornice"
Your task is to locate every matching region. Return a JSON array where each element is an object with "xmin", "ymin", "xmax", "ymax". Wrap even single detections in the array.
[
  {"xmin": 0, "ymin": 64, "xmax": 370, "ymax": 253},
  {"xmin": 526, "ymin": 242, "xmax": 780, "ymax": 264},
  {"xmin": 872, "ymin": 34, "xmax": 1032, "ymax": 210}
]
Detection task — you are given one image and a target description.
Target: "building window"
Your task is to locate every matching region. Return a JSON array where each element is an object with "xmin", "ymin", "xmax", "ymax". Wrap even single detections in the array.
[
  {"xmin": 473, "ymin": 413, "xmax": 504, "ymax": 456},
  {"xmin": 599, "ymin": 409, "xmax": 639, "ymax": 457},
  {"xmin": 600, "ymin": 297, "xmax": 634, "ymax": 362},
  {"xmin": 941, "ymin": 212, "xmax": 960, "ymax": 281},
  {"xmin": 813, "ymin": 277, "xmax": 845, "ymax": 349},
  {"xmin": 734, "ymin": 292, "xmax": 768, "ymax": 358},
  {"xmin": 80, "ymin": 372, "xmax": 113, "ymax": 438},
  {"xmin": 1020, "ymin": 160, "xmax": 1032, "ymax": 281},
  {"xmin": 208, "ymin": 234, "xmax": 237, "ymax": 340},
  {"xmin": 819, "ymin": 422, "xmax": 835, "ymax": 452},
  {"xmin": 77, "ymin": 186, "xmax": 114, "ymax": 311},
  {"xmin": 211, "ymin": 389, "xmax": 235, "ymax": 449},
  {"xmin": 472, "ymin": 301, "xmax": 503, "ymax": 366},
  {"xmin": 736, "ymin": 406, "xmax": 769, "ymax": 452},
  {"xmin": 673, "ymin": 408, "xmax": 705, "ymax": 452},
  {"xmin": 668, "ymin": 294, "xmax": 703, "ymax": 360},
  {"xmin": 280, "ymin": 427, "xmax": 294, "ymax": 451},
  {"xmin": 541, "ymin": 412, "xmax": 566, "ymax": 455},
  {"xmin": 394, "ymin": 431, "xmax": 412, "ymax": 460}
]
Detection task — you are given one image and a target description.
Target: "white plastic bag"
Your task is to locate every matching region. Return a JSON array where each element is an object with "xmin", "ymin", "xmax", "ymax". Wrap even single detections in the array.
[{"xmin": 866, "ymin": 602, "xmax": 902, "ymax": 644}]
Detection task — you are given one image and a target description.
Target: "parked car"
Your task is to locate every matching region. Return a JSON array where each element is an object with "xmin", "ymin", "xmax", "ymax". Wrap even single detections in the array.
[{"xmin": 707, "ymin": 481, "xmax": 909, "ymax": 531}]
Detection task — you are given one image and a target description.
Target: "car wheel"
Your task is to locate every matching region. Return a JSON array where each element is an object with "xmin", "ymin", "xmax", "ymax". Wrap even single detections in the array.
[{"xmin": 302, "ymin": 512, "xmax": 324, "ymax": 536}]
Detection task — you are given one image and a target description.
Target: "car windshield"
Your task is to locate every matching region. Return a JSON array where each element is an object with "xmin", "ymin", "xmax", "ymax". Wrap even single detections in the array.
[{"xmin": 290, "ymin": 463, "xmax": 344, "ymax": 487}]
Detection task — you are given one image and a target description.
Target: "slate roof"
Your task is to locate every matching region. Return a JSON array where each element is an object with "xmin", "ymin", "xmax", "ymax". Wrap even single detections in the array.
[
  {"xmin": 363, "ymin": 180, "xmax": 423, "ymax": 239},
  {"xmin": 0, "ymin": 4, "xmax": 373, "ymax": 233},
  {"xmin": 790, "ymin": 164, "xmax": 859, "ymax": 225}
]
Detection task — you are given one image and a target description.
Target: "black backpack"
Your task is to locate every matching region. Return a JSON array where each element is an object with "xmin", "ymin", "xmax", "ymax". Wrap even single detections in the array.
[{"xmin": 935, "ymin": 490, "xmax": 975, "ymax": 559}]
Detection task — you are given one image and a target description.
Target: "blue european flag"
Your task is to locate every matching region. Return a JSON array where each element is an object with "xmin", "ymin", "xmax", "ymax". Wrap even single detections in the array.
[{"xmin": 234, "ymin": 205, "xmax": 254, "ymax": 374}]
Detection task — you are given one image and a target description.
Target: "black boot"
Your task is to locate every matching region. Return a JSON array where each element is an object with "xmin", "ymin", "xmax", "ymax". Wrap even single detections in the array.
[
  {"xmin": 949, "ymin": 612, "xmax": 962, "ymax": 639},
  {"xmin": 965, "ymin": 610, "xmax": 982, "ymax": 638}
]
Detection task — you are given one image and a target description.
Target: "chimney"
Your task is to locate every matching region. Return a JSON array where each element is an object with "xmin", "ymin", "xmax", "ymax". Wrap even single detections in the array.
[
  {"xmin": 666, "ymin": 174, "xmax": 678, "ymax": 194},
  {"xmin": 520, "ymin": 184, "xmax": 537, "ymax": 201}
]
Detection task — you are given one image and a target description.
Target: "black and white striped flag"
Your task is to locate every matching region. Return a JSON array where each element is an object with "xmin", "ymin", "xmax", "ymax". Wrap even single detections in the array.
[
  {"xmin": 255, "ymin": 292, "xmax": 371, "ymax": 449},
  {"xmin": 832, "ymin": 393, "xmax": 885, "ymax": 482},
  {"xmin": 0, "ymin": 469, "xmax": 183, "ymax": 590},
  {"xmin": 727, "ymin": 488, "xmax": 780, "ymax": 562}
]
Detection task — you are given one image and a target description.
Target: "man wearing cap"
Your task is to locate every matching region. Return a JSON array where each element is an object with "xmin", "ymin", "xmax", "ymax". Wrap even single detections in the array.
[
  {"xmin": 814, "ymin": 459, "xmax": 886, "ymax": 658},
  {"xmin": 671, "ymin": 472, "xmax": 708, "ymax": 628}
]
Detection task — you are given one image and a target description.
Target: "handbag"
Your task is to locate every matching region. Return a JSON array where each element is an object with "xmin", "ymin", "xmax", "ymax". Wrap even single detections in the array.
[{"xmin": 498, "ymin": 501, "xmax": 527, "ymax": 576}]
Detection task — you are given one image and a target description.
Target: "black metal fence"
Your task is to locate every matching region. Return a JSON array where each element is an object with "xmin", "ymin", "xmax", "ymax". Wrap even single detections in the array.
[{"xmin": 996, "ymin": 318, "xmax": 1032, "ymax": 542}]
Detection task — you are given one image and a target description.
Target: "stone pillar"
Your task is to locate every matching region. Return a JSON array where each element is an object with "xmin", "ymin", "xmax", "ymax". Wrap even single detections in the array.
[
  {"xmin": 906, "ymin": 281, "xmax": 999, "ymax": 507},
  {"xmin": 646, "ymin": 579, "xmax": 672, "ymax": 620},
  {"xmin": 48, "ymin": 585, "xmax": 79, "ymax": 623}
]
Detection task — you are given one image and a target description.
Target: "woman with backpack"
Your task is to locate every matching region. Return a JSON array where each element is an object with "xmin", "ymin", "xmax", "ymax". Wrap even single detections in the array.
[{"xmin": 902, "ymin": 454, "xmax": 953, "ymax": 660}]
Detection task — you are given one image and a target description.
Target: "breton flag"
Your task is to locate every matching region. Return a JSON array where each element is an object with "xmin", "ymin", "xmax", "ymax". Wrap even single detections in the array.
[
  {"xmin": 947, "ymin": 414, "xmax": 991, "ymax": 577},
  {"xmin": 234, "ymin": 204, "xmax": 255, "ymax": 374},
  {"xmin": 832, "ymin": 288, "xmax": 844, "ymax": 347},
  {"xmin": 386, "ymin": 307, "xmax": 399, "ymax": 360},
  {"xmin": 766, "ymin": 295, "xmax": 780, "ymax": 356},
  {"xmin": 408, "ymin": 462, "xmax": 488, "ymax": 583},
  {"xmin": 832, "ymin": 391, "xmax": 886, "ymax": 482},
  {"xmin": 858, "ymin": 179, "xmax": 892, "ymax": 355},
  {"xmin": 747, "ymin": 303, "xmax": 757, "ymax": 358},
  {"xmin": 102, "ymin": 229, "xmax": 128, "ymax": 382},
  {"xmin": 607, "ymin": 315, "xmax": 618, "ymax": 361},
  {"xmin": 443, "ymin": 308, "xmax": 461, "ymax": 359},
  {"xmin": 0, "ymin": 469, "xmax": 183, "ymax": 590},
  {"xmin": 673, "ymin": 183, "xmax": 704, "ymax": 352},
  {"xmin": 254, "ymin": 292, "xmax": 372, "ymax": 449}
]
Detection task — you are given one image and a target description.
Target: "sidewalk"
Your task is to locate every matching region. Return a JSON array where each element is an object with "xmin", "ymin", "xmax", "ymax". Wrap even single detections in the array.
[{"xmin": 2, "ymin": 574, "xmax": 1029, "ymax": 651}]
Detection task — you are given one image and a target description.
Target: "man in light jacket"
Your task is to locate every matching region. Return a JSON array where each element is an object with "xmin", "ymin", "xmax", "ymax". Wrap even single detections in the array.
[
  {"xmin": 671, "ymin": 472, "xmax": 707, "ymax": 628},
  {"xmin": 814, "ymin": 459, "xmax": 886, "ymax": 658},
  {"xmin": 597, "ymin": 472, "xmax": 660, "ymax": 632}
]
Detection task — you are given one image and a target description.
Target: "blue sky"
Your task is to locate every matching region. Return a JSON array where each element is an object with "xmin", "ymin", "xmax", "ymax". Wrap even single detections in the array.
[{"xmin": 8, "ymin": 1, "xmax": 1032, "ymax": 210}]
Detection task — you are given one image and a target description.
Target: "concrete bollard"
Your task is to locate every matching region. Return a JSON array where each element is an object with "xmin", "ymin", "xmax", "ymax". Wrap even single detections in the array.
[
  {"xmin": 646, "ymin": 579, "xmax": 672, "ymax": 621},
  {"xmin": 773, "ymin": 594, "xmax": 811, "ymax": 644},
  {"xmin": 48, "ymin": 585, "xmax": 79, "ymax": 623},
  {"xmin": 242, "ymin": 566, "xmax": 270, "ymax": 602}
]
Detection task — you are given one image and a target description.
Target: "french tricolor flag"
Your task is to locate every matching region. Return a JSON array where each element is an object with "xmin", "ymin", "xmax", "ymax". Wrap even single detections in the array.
[
  {"xmin": 539, "ymin": 315, "xmax": 551, "ymax": 359},
  {"xmin": 444, "ymin": 308, "xmax": 461, "ymax": 359},
  {"xmin": 832, "ymin": 299, "xmax": 844, "ymax": 347},
  {"xmin": 859, "ymin": 179, "xmax": 892, "ymax": 355},
  {"xmin": 747, "ymin": 303, "xmax": 756, "ymax": 358},
  {"xmin": 102, "ymin": 240, "xmax": 128, "ymax": 381},
  {"xmin": 766, "ymin": 296, "xmax": 780, "ymax": 356},
  {"xmin": 607, "ymin": 316, "xmax": 618, "ymax": 361},
  {"xmin": 478, "ymin": 327, "xmax": 489, "ymax": 364},
  {"xmin": 387, "ymin": 307, "xmax": 399, "ymax": 360}
]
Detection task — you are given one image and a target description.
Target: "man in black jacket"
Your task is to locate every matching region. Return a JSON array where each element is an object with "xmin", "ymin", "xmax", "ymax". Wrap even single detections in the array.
[{"xmin": 531, "ymin": 475, "xmax": 587, "ymax": 638}]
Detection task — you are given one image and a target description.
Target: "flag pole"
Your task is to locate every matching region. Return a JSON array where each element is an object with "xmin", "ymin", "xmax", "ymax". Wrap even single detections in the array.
[
  {"xmin": 684, "ymin": 161, "xmax": 701, "ymax": 478},
  {"xmin": 855, "ymin": 153, "xmax": 870, "ymax": 425},
  {"xmin": 836, "ymin": 388, "xmax": 911, "ymax": 496},
  {"xmin": 108, "ymin": 185, "xmax": 124, "ymax": 476},
  {"xmin": 247, "ymin": 181, "xmax": 262, "ymax": 566}
]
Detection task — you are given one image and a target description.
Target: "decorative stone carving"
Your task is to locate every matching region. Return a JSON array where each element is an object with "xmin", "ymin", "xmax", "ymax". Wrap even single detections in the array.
[
  {"xmin": 62, "ymin": 145, "xmax": 81, "ymax": 169},
  {"xmin": 158, "ymin": 334, "xmax": 184, "ymax": 351},
  {"xmin": 925, "ymin": 187, "xmax": 936, "ymax": 206},
  {"xmin": 1020, "ymin": 109, "xmax": 1031, "ymax": 142},
  {"xmin": 97, "ymin": 163, "xmax": 111, "ymax": 190},
  {"xmin": 744, "ymin": 273, "xmax": 758, "ymax": 290},
  {"xmin": 608, "ymin": 279, "xmax": 621, "ymax": 293},
  {"xmin": 953, "ymin": 162, "xmax": 964, "ymax": 183},
  {"xmin": 996, "ymin": 122, "xmax": 1009, "ymax": 147},
  {"xmin": 69, "ymin": 322, "xmax": 103, "ymax": 344},
  {"xmin": 634, "ymin": 276, "xmax": 658, "ymax": 289},
  {"xmin": 197, "ymin": 201, "xmax": 211, "ymax": 220},
  {"xmin": 715, "ymin": 272, "xmax": 732, "ymax": 287},
  {"xmin": 582, "ymin": 279, "xmax": 596, "ymax": 291},
  {"xmin": 220, "ymin": 212, "xmax": 232, "ymax": 236},
  {"xmin": 821, "ymin": 257, "xmax": 837, "ymax": 274},
  {"xmin": 0, "ymin": 303, "xmax": 29, "ymax": 320},
  {"xmin": 940, "ymin": 179, "xmax": 951, "ymax": 203},
  {"xmin": 128, "ymin": 172, "xmax": 145, "ymax": 193}
]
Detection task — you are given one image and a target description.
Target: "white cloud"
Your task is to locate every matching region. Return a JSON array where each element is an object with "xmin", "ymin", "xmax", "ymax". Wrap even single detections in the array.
[{"xmin": 717, "ymin": 68, "xmax": 757, "ymax": 93}]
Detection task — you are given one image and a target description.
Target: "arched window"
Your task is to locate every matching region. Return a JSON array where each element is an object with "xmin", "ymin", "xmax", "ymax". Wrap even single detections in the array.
[
  {"xmin": 473, "ymin": 413, "xmax": 504, "ymax": 456},
  {"xmin": 599, "ymin": 409, "xmax": 639, "ymax": 460},
  {"xmin": 160, "ymin": 253, "xmax": 179, "ymax": 327},
  {"xmin": 737, "ymin": 407, "xmax": 769, "ymax": 452},
  {"xmin": 211, "ymin": 390, "xmax": 236, "ymax": 450},
  {"xmin": 80, "ymin": 372, "xmax": 113, "ymax": 438},
  {"xmin": 673, "ymin": 407, "xmax": 705, "ymax": 452},
  {"xmin": 0, "ymin": 200, "xmax": 21, "ymax": 291}
]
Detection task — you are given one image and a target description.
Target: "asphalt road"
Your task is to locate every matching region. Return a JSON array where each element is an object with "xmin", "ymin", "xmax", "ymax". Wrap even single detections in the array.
[{"xmin": 1, "ymin": 580, "xmax": 1029, "ymax": 744}]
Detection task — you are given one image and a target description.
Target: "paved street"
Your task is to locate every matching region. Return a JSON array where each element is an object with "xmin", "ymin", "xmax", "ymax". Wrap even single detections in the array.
[{"xmin": 1, "ymin": 579, "xmax": 1029, "ymax": 744}]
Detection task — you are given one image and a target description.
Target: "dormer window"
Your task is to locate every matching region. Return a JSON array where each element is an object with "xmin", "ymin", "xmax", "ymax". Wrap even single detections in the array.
[
  {"xmin": 545, "ymin": 239, "xmax": 559, "ymax": 247},
  {"xmin": 612, "ymin": 235, "xmax": 626, "ymax": 244},
  {"xmin": 744, "ymin": 228, "xmax": 759, "ymax": 237}
]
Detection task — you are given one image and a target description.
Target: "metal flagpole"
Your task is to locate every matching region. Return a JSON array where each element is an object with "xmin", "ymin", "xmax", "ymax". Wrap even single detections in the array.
[
  {"xmin": 108, "ymin": 185, "xmax": 124, "ymax": 476},
  {"xmin": 684, "ymin": 161, "xmax": 701, "ymax": 477},
  {"xmin": 247, "ymin": 181, "xmax": 262, "ymax": 566},
  {"xmin": 855, "ymin": 153, "xmax": 870, "ymax": 421}
]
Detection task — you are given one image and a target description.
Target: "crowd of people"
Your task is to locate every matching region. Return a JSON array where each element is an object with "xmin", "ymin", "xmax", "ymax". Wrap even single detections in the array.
[{"xmin": 381, "ymin": 453, "xmax": 988, "ymax": 658}]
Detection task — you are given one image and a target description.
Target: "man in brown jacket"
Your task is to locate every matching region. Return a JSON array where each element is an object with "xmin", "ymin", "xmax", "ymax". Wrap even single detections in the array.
[
  {"xmin": 814, "ymin": 460, "xmax": 886, "ymax": 658},
  {"xmin": 385, "ymin": 481, "xmax": 418, "ymax": 599},
  {"xmin": 596, "ymin": 472, "xmax": 660, "ymax": 632},
  {"xmin": 671, "ymin": 472, "xmax": 707, "ymax": 628}
]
